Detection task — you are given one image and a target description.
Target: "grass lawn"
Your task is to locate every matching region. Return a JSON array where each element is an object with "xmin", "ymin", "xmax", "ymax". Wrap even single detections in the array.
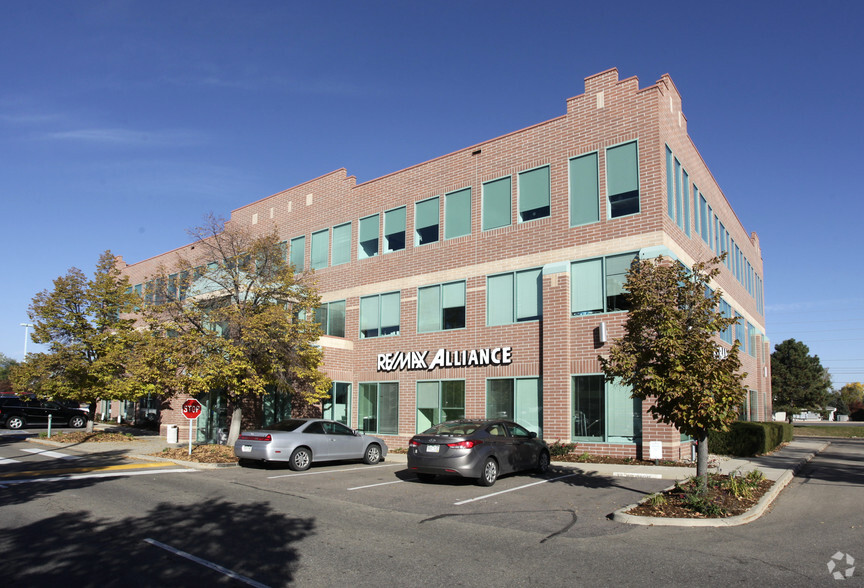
[{"xmin": 794, "ymin": 425, "xmax": 864, "ymax": 438}]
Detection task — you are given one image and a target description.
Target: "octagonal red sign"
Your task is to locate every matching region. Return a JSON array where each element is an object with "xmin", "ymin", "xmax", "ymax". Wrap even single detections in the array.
[{"xmin": 181, "ymin": 398, "xmax": 203, "ymax": 420}]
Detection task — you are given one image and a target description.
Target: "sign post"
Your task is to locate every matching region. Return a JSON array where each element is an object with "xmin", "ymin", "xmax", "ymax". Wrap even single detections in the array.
[{"xmin": 181, "ymin": 399, "xmax": 203, "ymax": 456}]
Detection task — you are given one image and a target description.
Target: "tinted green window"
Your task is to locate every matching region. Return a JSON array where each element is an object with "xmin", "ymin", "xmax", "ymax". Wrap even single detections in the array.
[
  {"xmin": 331, "ymin": 222, "xmax": 351, "ymax": 266},
  {"xmin": 518, "ymin": 166, "xmax": 550, "ymax": 222},
  {"xmin": 418, "ymin": 281, "xmax": 465, "ymax": 332},
  {"xmin": 316, "ymin": 300, "xmax": 345, "ymax": 337},
  {"xmin": 445, "ymin": 188, "xmax": 471, "ymax": 239},
  {"xmin": 570, "ymin": 259, "xmax": 603, "ymax": 314},
  {"xmin": 415, "ymin": 197, "xmax": 439, "ymax": 245},
  {"xmin": 570, "ymin": 152, "xmax": 599, "ymax": 226},
  {"xmin": 384, "ymin": 207, "xmax": 406, "ymax": 253},
  {"xmin": 359, "ymin": 214, "xmax": 379, "ymax": 259},
  {"xmin": 486, "ymin": 377, "xmax": 541, "ymax": 435},
  {"xmin": 682, "ymin": 170, "xmax": 691, "ymax": 237},
  {"xmin": 360, "ymin": 292, "xmax": 400, "ymax": 338},
  {"xmin": 290, "ymin": 236, "xmax": 305, "ymax": 271},
  {"xmin": 482, "ymin": 176, "xmax": 511, "ymax": 230},
  {"xmin": 573, "ymin": 375, "xmax": 640, "ymax": 443},
  {"xmin": 666, "ymin": 147, "xmax": 674, "ymax": 221},
  {"xmin": 417, "ymin": 380, "xmax": 465, "ymax": 432},
  {"xmin": 322, "ymin": 382, "xmax": 350, "ymax": 425},
  {"xmin": 311, "ymin": 229, "xmax": 329, "ymax": 269},
  {"xmin": 606, "ymin": 141, "xmax": 639, "ymax": 218},
  {"xmin": 486, "ymin": 268, "xmax": 541, "ymax": 325},
  {"xmin": 359, "ymin": 382, "xmax": 398, "ymax": 435}
]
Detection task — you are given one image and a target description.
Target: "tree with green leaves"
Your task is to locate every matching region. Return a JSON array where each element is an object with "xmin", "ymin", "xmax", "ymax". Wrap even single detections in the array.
[
  {"xmin": 771, "ymin": 339, "xmax": 831, "ymax": 422},
  {"xmin": 599, "ymin": 256, "xmax": 747, "ymax": 490},
  {"xmin": 830, "ymin": 382, "xmax": 862, "ymax": 417},
  {"xmin": 140, "ymin": 215, "xmax": 331, "ymax": 446},
  {"xmin": 10, "ymin": 251, "xmax": 142, "ymax": 427},
  {"xmin": 0, "ymin": 353, "xmax": 18, "ymax": 394}
]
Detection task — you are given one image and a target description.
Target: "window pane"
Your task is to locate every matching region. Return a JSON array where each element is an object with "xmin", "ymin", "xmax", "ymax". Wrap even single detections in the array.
[
  {"xmin": 417, "ymin": 285, "xmax": 441, "ymax": 333},
  {"xmin": 417, "ymin": 381, "xmax": 440, "ymax": 432},
  {"xmin": 606, "ymin": 253, "xmax": 635, "ymax": 312},
  {"xmin": 290, "ymin": 236, "xmax": 305, "ymax": 271},
  {"xmin": 571, "ymin": 259, "xmax": 603, "ymax": 315},
  {"xmin": 359, "ymin": 384, "xmax": 378, "ymax": 432},
  {"xmin": 515, "ymin": 378, "xmax": 541, "ymax": 435},
  {"xmin": 573, "ymin": 375, "xmax": 604, "ymax": 441},
  {"xmin": 666, "ymin": 147, "xmax": 674, "ymax": 221},
  {"xmin": 674, "ymin": 158, "xmax": 682, "ymax": 229},
  {"xmin": 384, "ymin": 207, "xmax": 406, "ymax": 252},
  {"xmin": 328, "ymin": 301, "xmax": 345, "ymax": 337},
  {"xmin": 482, "ymin": 176, "xmax": 511, "ymax": 230},
  {"xmin": 415, "ymin": 197, "xmax": 439, "ymax": 245},
  {"xmin": 570, "ymin": 152, "xmax": 599, "ymax": 226},
  {"xmin": 606, "ymin": 380, "xmax": 640, "ymax": 443},
  {"xmin": 378, "ymin": 383, "xmax": 399, "ymax": 434},
  {"xmin": 331, "ymin": 222, "xmax": 351, "ymax": 266},
  {"xmin": 515, "ymin": 268, "xmax": 541, "ymax": 321},
  {"xmin": 518, "ymin": 166, "xmax": 550, "ymax": 221},
  {"xmin": 380, "ymin": 292, "xmax": 400, "ymax": 336},
  {"xmin": 606, "ymin": 142, "xmax": 639, "ymax": 217},
  {"xmin": 682, "ymin": 170, "xmax": 691, "ymax": 237},
  {"xmin": 441, "ymin": 381, "xmax": 465, "ymax": 421},
  {"xmin": 486, "ymin": 379, "xmax": 514, "ymax": 419},
  {"xmin": 359, "ymin": 214, "xmax": 379, "ymax": 259},
  {"xmin": 487, "ymin": 273, "xmax": 514, "ymax": 325},
  {"xmin": 442, "ymin": 281, "xmax": 466, "ymax": 330},
  {"xmin": 311, "ymin": 229, "xmax": 329, "ymax": 269},
  {"xmin": 360, "ymin": 296, "xmax": 379, "ymax": 338},
  {"xmin": 445, "ymin": 188, "xmax": 471, "ymax": 239}
]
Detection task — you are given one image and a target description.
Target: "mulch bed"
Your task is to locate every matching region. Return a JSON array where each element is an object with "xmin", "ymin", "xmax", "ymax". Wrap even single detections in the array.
[
  {"xmin": 554, "ymin": 454, "xmax": 690, "ymax": 467},
  {"xmin": 626, "ymin": 474, "xmax": 774, "ymax": 518},
  {"xmin": 156, "ymin": 445, "xmax": 238, "ymax": 463},
  {"xmin": 41, "ymin": 431, "xmax": 135, "ymax": 443}
]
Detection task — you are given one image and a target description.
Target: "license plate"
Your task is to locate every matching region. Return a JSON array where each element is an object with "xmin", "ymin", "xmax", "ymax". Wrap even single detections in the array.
[
  {"xmin": 241, "ymin": 445, "xmax": 252, "ymax": 453},
  {"xmin": 426, "ymin": 445, "xmax": 440, "ymax": 453}
]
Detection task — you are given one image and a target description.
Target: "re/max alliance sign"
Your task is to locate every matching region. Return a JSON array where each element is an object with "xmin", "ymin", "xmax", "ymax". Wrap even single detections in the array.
[{"xmin": 377, "ymin": 347, "xmax": 513, "ymax": 372}]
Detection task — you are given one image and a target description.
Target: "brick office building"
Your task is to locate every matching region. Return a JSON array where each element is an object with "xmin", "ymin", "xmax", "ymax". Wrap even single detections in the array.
[{"xmin": 118, "ymin": 68, "xmax": 770, "ymax": 460}]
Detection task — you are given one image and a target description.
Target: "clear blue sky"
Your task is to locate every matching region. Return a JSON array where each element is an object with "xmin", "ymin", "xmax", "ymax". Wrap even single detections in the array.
[{"xmin": 1, "ymin": 1, "xmax": 862, "ymax": 391}]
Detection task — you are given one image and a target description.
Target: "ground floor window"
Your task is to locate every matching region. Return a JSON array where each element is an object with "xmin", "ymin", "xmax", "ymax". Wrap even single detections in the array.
[
  {"xmin": 572, "ymin": 375, "xmax": 641, "ymax": 443},
  {"xmin": 262, "ymin": 387, "xmax": 291, "ymax": 427},
  {"xmin": 359, "ymin": 382, "xmax": 398, "ymax": 435},
  {"xmin": 485, "ymin": 377, "xmax": 542, "ymax": 435},
  {"xmin": 195, "ymin": 389, "xmax": 228, "ymax": 444},
  {"xmin": 416, "ymin": 380, "xmax": 465, "ymax": 432},
  {"xmin": 323, "ymin": 382, "xmax": 350, "ymax": 425},
  {"xmin": 99, "ymin": 399, "xmax": 111, "ymax": 420}
]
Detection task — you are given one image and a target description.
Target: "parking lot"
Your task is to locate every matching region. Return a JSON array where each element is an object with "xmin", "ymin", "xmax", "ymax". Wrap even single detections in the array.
[{"xmin": 220, "ymin": 455, "xmax": 673, "ymax": 540}]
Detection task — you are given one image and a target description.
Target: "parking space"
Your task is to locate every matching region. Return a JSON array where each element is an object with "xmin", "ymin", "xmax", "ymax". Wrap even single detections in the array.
[{"xmin": 222, "ymin": 457, "xmax": 672, "ymax": 539}]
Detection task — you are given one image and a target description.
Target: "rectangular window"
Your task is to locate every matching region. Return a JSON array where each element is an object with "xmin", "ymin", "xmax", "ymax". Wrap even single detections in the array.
[
  {"xmin": 358, "ymin": 214, "xmax": 379, "ymax": 259},
  {"xmin": 359, "ymin": 382, "xmax": 398, "ymax": 435},
  {"xmin": 572, "ymin": 375, "xmax": 641, "ymax": 443},
  {"xmin": 359, "ymin": 291, "xmax": 400, "ymax": 338},
  {"xmin": 486, "ymin": 377, "xmax": 542, "ymax": 435},
  {"xmin": 735, "ymin": 312, "xmax": 746, "ymax": 349},
  {"xmin": 747, "ymin": 322, "xmax": 756, "ymax": 357},
  {"xmin": 290, "ymin": 236, "xmax": 305, "ymax": 271},
  {"xmin": 315, "ymin": 300, "xmax": 346, "ymax": 337},
  {"xmin": 674, "ymin": 157, "xmax": 683, "ymax": 229},
  {"xmin": 482, "ymin": 176, "xmax": 512, "ymax": 230},
  {"xmin": 486, "ymin": 268, "xmax": 542, "ymax": 326},
  {"xmin": 322, "ymin": 382, "xmax": 350, "ymax": 425},
  {"xmin": 700, "ymin": 195, "xmax": 709, "ymax": 244},
  {"xmin": 416, "ymin": 380, "xmax": 465, "ymax": 432},
  {"xmin": 444, "ymin": 187, "xmax": 471, "ymax": 239},
  {"xmin": 570, "ymin": 252, "xmax": 638, "ymax": 315},
  {"xmin": 666, "ymin": 147, "xmax": 674, "ymax": 221},
  {"xmin": 606, "ymin": 141, "xmax": 639, "ymax": 218},
  {"xmin": 418, "ymin": 281, "xmax": 466, "ymax": 332},
  {"xmin": 311, "ymin": 228, "xmax": 329, "ymax": 270},
  {"xmin": 682, "ymin": 169, "xmax": 691, "ymax": 238},
  {"xmin": 331, "ymin": 222, "xmax": 351, "ymax": 266},
  {"xmin": 414, "ymin": 197, "xmax": 439, "ymax": 246},
  {"xmin": 518, "ymin": 165, "xmax": 550, "ymax": 222},
  {"xmin": 693, "ymin": 184, "xmax": 700, "ymax": 236},
  {"xmin": 570, "ymin": 152, "xmax": 599, "ymax": 226},
  {"xmin": 384, "ymin": 207, "xmax": 406, "ymax": 253}
]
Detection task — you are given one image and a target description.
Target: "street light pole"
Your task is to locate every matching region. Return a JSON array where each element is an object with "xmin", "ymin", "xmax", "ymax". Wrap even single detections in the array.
[{"xmin": 20, "ymin": 323, "xmax": 34, "ymax": 357}]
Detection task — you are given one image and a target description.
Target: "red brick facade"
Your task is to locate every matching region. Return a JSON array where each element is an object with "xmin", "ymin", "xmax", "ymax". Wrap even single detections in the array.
[{"xmin": 120, "ymin": 68, "xmax": 770, "ymax": 459}]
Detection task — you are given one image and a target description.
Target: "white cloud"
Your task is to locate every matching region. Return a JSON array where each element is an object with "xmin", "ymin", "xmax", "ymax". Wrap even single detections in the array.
[{"xmin": 42, "ymin": 127, "xmax": 204, "ymax": 147}]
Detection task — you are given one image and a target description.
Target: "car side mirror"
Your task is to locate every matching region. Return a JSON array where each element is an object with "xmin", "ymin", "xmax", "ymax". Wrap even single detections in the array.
[
  {"xmin": 528, "ymin": 431, "xmax": 537, "ymax": 438},
  {"xmin": 353, "ymin": 430, "xmax": 361, "ymax": 436}
]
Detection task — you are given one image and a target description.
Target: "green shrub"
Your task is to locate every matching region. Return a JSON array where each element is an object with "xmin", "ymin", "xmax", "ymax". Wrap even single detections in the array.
[
  {"xmin": 547, "ymin": 440, "xmax": 576, "ymax": 458},
  {"xmin": 709, "ymin": 422, "xmax": 790, "ymax": 457}
]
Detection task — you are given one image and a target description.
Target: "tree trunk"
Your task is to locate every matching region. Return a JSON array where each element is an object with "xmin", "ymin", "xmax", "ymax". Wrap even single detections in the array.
[
  {"xmin": 226, "ymin": 404, "xmax": 243, "ymax": 446},
  {"xmin": 696, "ymin": 432, "xmax": 709, "ymax": 493},
  {"xmin": 86, "ymin": 401, "xmax": 96, "ymax": 432}
]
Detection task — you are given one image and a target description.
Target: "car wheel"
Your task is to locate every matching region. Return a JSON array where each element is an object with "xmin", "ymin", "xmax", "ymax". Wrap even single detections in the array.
[
  {"xmin": 288, "ymin": 447, "xmax": 312, "ymax": 471},
  {"xmin": 363, "ymin": 443, "xmax": 382, "ymax": 465},
  {"xmin": 478, "ymin": 457, "xmax": 498, "ymax": 487},
  {"xmin": 7, "ymin": 416, "xmax": 25, "ymax": 430},
  {"xmin": 536, "ymin": 450, "xmax": 550, "ymax": 473},
  {"xmin": 68, "ymin": 415, "xmax": 87, "ymax": 429},
  {"xmin": 416, "ymin": 473, "xmax": 436, "ymax": 482},
  {"xmin": 237, "ymin": 458, "xmax": 255, "ymax": 467}
]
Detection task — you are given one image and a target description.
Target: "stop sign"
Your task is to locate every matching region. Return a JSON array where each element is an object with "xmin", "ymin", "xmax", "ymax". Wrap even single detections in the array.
[{"xmin": 181, "ymin": 398, "xmax": 203, "ymax": 420}]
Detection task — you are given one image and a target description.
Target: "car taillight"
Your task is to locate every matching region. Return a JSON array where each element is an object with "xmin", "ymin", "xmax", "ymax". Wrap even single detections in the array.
[
  {"xmin": 409, "ymin": 439, "xmax": 420, "ymax": 447},
  {"xmin": 238, "ymin": 433, "xmax": 271, "ymax": 442},
  {"xmin": 447, "ymin": 440, "xmax": 481, "ymax": 449}
]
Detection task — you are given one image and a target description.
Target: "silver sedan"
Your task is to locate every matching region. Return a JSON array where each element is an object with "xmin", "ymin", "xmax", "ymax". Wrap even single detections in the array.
[{"xmin": 234, "ymin": 418, "xmax": 388, "ymax": 471}]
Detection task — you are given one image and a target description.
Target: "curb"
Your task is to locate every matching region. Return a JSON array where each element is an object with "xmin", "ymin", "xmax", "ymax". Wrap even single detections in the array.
[{"xmin": 610, "ymin": 441, "xmax": 829, "ymax": 527}]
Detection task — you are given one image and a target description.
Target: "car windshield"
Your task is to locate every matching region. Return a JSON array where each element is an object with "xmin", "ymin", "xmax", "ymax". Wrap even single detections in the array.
[
  {"xmin": 422, "ymin": 422, "xmax": 481, "ymax": 436},
  {"xmin": 267, "ymin": 419, "xmax": 308, "ymax": 432}
]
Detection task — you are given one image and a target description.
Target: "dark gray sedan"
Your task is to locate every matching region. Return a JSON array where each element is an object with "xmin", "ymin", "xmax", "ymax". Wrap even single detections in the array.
[
  {"xmin": 234, "ymin": 418, "xmax": 388, "ymax": 470},
  {"xmin": 407, "ymin": 419, "xmax": 549, "ymax": 486}
]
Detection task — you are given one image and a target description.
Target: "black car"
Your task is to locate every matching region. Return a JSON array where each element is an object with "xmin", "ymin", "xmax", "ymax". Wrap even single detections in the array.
[
  {"xmin": 407, "ymin": 419, "xmax": 550, "ymax": 486},
  {"xmin": 0, "ymin": 396, "xmax": 89, "ymax": 430}
]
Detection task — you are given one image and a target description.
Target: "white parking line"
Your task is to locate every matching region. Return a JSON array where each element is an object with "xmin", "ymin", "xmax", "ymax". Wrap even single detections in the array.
[
  {"xmin": 453, "ymin": 472, "xmax": 583, "ymax": 505},
  {"xmin": 0, "ymin": 457, "xmax": 21, "ymax": 465},
  {"xmin": 348, "ymin": 479, "xmax": 407, "ymax": 491},
  {"xmin": 144, "ymin": 538, "xmax": 270, "ymax": 588},
  {"xmin": 267, "ymin": 463, "xmax": 399, "ymax": 479},
  {"xmin": 21, "ymin": 448, "xmax": 79, "ymax": 460}
]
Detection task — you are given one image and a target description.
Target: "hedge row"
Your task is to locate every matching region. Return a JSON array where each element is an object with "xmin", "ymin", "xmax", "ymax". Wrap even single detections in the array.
[{"xmin": 708, "ymin": 421, "xmax": 794, "ymax": 457}]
